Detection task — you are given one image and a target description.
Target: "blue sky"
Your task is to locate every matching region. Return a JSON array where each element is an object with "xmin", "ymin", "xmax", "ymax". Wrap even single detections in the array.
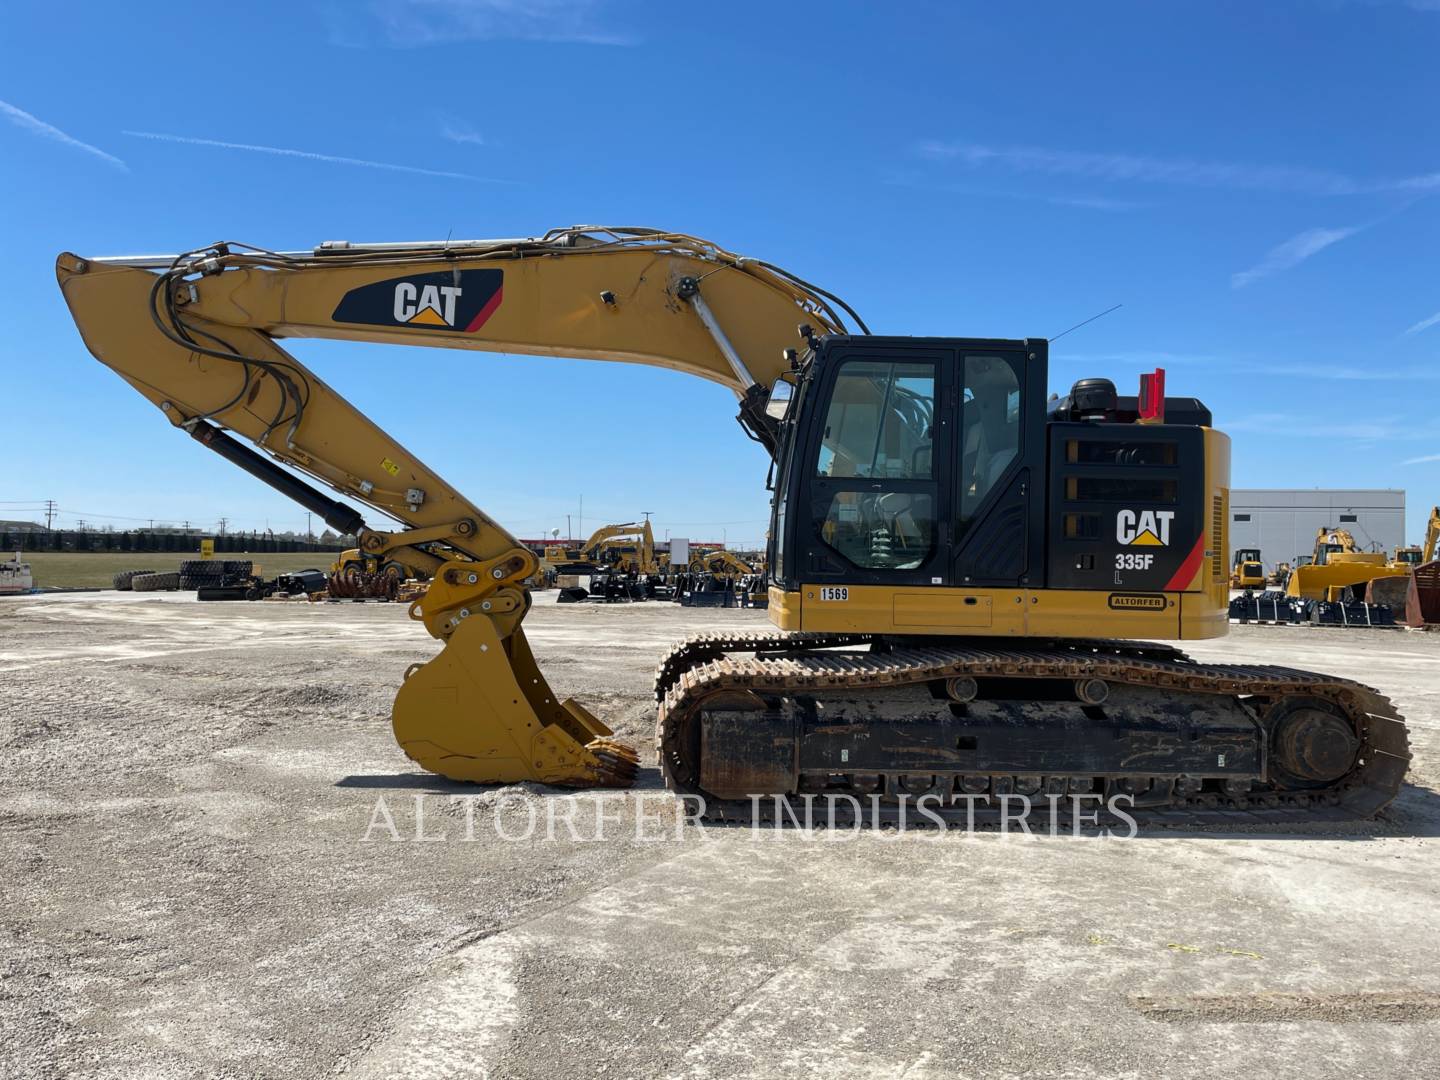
[{"xmin": 3, "ymin": 0, "xmax": 1440, "ymax": 547}]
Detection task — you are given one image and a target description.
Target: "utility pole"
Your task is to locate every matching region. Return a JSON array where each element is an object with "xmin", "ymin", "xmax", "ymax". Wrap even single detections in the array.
[
  {"xmin": 566, "ymin": 514, "xmax": 572, "ymax": 543},
  {"xmin": 217, "ymin": 517, "xmax": 228, "ymax": 536},
  {"xmin": 306, "ymin": 511, "xmax": 313, "ymax": 541},
  {"xmin": 44, "ymin": 500, "xmax": 56, "ymax": 530},
  {"xmin": 642, "ymin": 511, "xmax": 653, "ymax": 523}
]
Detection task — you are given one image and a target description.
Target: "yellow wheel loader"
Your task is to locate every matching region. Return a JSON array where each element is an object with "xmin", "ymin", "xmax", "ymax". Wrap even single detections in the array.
[
  {"xmin": 1284, "ymin": 527, "xmax": 1409, "ymax": 601},
  {"xmin": 56, "ymin": 226, "xmax": 1408, "ymax": 820}
]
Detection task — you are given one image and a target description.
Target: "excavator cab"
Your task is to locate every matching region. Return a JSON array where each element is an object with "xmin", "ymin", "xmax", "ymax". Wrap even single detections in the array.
[{"xmin": 766, "ymin": 337, "xmax": 1222, "ymax": 638}]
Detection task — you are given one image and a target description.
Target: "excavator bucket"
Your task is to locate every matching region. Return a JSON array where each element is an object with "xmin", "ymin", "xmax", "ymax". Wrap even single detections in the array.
[
  {"xmin": 392, "ymin": 618, "xmax": 639, "ymax": 787},
  {"xmin": 1366, "ymin": 561, "xmax": 1440, "ymax": 628},
  {"xmin": 1405, "ymin": 561, "xmax": 1440, "ymax": 628}
]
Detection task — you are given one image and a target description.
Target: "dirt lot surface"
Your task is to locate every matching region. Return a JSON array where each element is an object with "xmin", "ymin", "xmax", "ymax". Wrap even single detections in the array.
[{"xmin": 2, "ymin": 593, "xmax": 1438, "ymax": 1079}]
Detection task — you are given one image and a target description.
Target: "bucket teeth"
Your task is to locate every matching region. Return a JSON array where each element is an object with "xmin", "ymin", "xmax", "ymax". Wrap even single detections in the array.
[{"xmin": 586, "ymin": 737, "xmax": 641, "ymax": 787}]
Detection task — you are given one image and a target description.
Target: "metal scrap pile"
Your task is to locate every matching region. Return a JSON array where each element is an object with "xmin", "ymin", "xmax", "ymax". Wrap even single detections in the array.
[{"xmin": 327, "ymin": 565, "xmax": 400, "ymax": 601}]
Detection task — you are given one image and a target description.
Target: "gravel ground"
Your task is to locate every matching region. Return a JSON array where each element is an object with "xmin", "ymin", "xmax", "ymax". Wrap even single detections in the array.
[{"xmin": 1, "ymin": 592, "xmax": 1438, "ymax": 1079}]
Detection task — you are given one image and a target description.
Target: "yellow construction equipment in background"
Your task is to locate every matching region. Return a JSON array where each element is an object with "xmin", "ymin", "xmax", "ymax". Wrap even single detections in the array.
[
  {"xmin": 690, "ymin": 549, "xmax": 756, "ymax": 576},
  {"xmin": 1229, "ymin": 547, "xmax": 1265, "ymax": 590},
  {"xmin": 595, "ymin": 520, "xmax": 661, "ymax": 575},
  {"xmin": 547, "ymin": 522, "xmax": 656, "ymax": 573},
  {"xmin": 1390, "ymin": 507, "xmax": 1437, "ymax": 569},
  {"xmin": 1284, "ymin": 526, "xmax": 1408, "ymax": 601}
]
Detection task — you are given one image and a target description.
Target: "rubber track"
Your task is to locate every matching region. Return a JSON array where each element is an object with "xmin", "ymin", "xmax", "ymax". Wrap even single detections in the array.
[
  {"xmin": 653, "ymin": 631, "xmax": 1190, "ymax": 704},
  {"xmin": 654, "ymin": 638, "xmax": 1410, "ymax": 826}
]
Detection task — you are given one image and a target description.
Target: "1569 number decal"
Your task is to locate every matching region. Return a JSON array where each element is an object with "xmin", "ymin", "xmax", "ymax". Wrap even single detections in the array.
[{"xmin": 819, "ymin": 586, "xmax": 850, "ymax": 601}]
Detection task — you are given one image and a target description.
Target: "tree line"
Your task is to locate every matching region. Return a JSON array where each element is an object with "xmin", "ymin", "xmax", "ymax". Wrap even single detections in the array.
[{"xmin": 2, "ymin": 531, "xmax": 354, "ymax": 554}]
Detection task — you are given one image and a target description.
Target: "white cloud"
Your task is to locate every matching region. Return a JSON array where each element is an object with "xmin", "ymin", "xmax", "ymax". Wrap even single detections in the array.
[
  {"xmin": 122, "ymin": 131, "xmax": 501, "ymax": 182},
  {"xmin": 1404, "ymin": 310, "xmax": 1440, "ymax": 336},
  {"xmin": 1250, "ymin": 361, "xmax": 1440, "ymax": 381},
  {"xmin": 1402, "ymin": 452, "xmax": 1440, "ymax": 465},
  {"xmin": 882, "ymin": 173, "xmax": 1142, "ymax": 212},
  {"xmin": 1230, "ymin": 226, "xmax": 1362, "ymax": 288},
  {"xmin": 1053, "ymin": 350, "xmax": 1218, "ymax": 367},
  {"xmin": 915, "ymin": 139, "xmax": 1440, "ymax": 197},
  {"xmin": 0, "ymin": 98, "xmax": 126, "ymax": 170},
  {"xmin": 1225, "ymin": 411, "xmax": 1407, "ymax": 441},
  {"xmin": 440, "ymin": 120, "xmax": 485, "ymax": 146},
  {"xmin": 1043, "ymin": 194, "xmax": 1140, "ymax": 211},
  {"xmin": 369, "ymin": 0, "xmax": 634, "ymax": 46}
]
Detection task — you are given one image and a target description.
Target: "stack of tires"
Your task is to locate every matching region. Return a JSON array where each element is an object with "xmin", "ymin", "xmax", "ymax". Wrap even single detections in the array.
[
  {"xmin": 131, "ymin": 571, "xmax": 182, "ymax": 592},
  {"xmin": 179, "ymin": 559, "xmax": 253, "ymax": 590},
  {"xmin": 112, "ymin": 569, "xmax": 150, "ymax": 591}
]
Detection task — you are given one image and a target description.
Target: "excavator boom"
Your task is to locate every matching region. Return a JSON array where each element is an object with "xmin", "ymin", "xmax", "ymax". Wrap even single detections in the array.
[{"xmin": 57, "ymin": 227, "xmax": 852, "ymax": 789}]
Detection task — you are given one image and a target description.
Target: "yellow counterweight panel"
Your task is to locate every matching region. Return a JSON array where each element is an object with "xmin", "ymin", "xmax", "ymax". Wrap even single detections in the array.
[
  {"xmin": 771, "ymin": 585, "xmax": 1213, "ymax": 639},
  {"xmin": 1200, "ymin": 428, "xmax": 1232, "ymax": 614}
]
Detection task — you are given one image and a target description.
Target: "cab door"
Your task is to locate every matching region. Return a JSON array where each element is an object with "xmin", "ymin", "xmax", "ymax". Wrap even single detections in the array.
[
  {"xmin": 796, "ymin": 342, "xmax": 956, "ymax": 588},
  {"xmin": 950, "ymin": 344, "xmax": 1044, "ymax": 588}
]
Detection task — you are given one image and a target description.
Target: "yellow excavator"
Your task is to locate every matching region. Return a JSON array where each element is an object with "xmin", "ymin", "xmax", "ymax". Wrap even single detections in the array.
[
  {"xmin": 547, "ymin": 521, "xmax": 653, "ymax": 573},
  {"xmin": 689, "ymin": 549, "xmax": 756, "ymax": 576},
  {"xmin": 594, "ymin": 520, "xmax": 661, "ymax": 576},
  {"xmin": 56, "ymin": 225, "xmax": 1408, "ymax": 821},
  {"xmin": 1420, "ymin": 506, "xmax": 1440, "ymax": 565}
]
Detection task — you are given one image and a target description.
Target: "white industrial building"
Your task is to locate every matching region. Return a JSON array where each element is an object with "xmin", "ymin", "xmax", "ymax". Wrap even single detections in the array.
[{"xmin": 1229, "ymin": 489, "xmax": 1405, "ymax": 570}]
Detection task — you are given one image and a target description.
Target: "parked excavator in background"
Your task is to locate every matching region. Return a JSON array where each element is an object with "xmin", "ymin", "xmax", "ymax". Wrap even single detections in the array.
[
  {"xmin": 546, "ymin": 521, "xmax": 655, "ymax": 574},
  {"xmin": 597, "ymin": 520, "xmax": 661, "ymax": 576},
  {"xmin": 56, "ymin": 224, "xmax": 1409, "ymax": 822},
  {"xmin": 689, "ymin": 549, "xmax": 756, "ymax": 576},
  {"xmin": 1229, "ymin": 548, "xmax": 1265, "ymax": 590}
]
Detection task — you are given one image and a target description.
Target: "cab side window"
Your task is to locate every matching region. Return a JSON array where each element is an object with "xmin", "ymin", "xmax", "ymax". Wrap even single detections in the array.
[{"xmin": 959, "ymin": 354, "xmax": 1021, "ymax": 524}]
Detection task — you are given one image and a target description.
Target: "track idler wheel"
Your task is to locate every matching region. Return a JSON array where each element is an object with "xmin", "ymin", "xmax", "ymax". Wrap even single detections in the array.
[{"xmin": 1267, "ymin": 697, "xmax": 1361, "ymax": 785}]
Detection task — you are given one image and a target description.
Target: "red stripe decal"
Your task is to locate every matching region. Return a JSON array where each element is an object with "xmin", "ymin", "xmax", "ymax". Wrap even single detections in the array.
[
  {"xmin": 1163, "ymin": 534, "xmax": 1206, "ymax": 592},
  {"xmin": 464, "ymin": 285, "xmax": 503, "ymax": 332}
]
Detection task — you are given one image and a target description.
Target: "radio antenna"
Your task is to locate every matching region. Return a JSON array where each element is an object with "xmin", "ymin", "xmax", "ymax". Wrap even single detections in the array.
[{"xmin": 1051, "ymin": 303, "xmax": 1122, "ymax": 343}]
